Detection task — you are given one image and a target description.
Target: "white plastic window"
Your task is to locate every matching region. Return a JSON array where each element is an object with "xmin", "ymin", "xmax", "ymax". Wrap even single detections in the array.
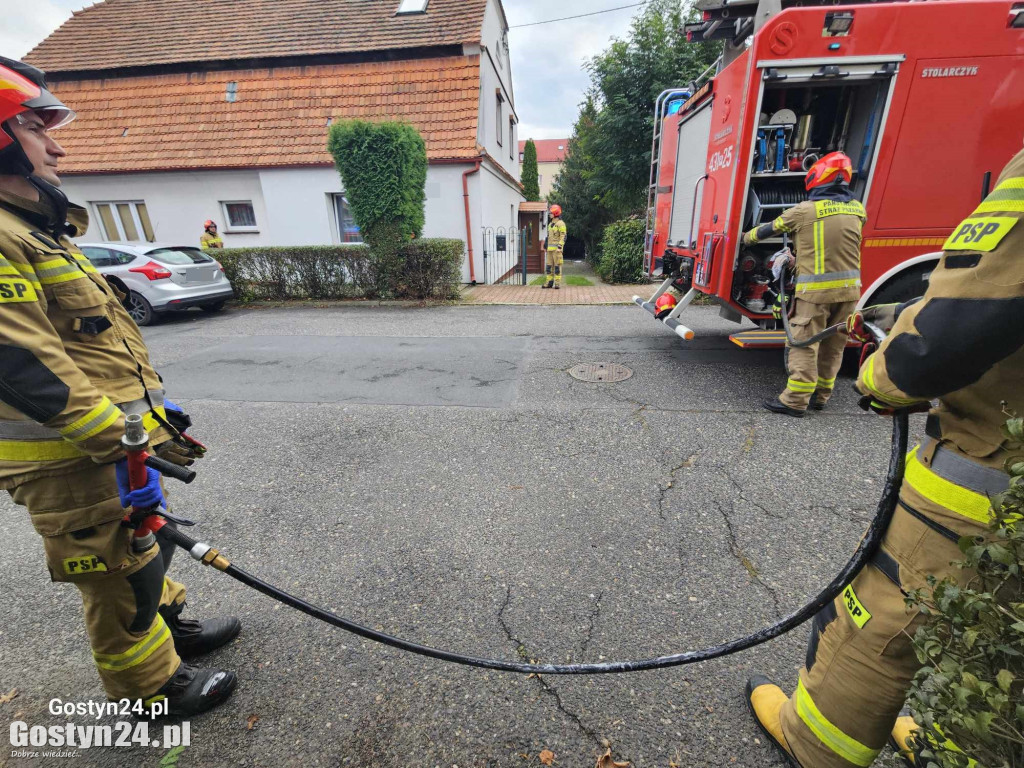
[
  {"xmin": 221, "ymin": 201, "xmax": 258, "ymax": 231},
  {"xmin": 92, "ymin": 201, "xmax": 155, "ymax": 242},
  {"xmin": 397, "ymin": 0, "xmax": 428, "ymax": 13}
]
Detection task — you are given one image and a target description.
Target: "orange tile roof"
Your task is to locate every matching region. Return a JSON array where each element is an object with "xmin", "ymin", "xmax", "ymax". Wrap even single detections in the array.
[
  {"xmin": 26, "ymin": 0, "xmax": 489, "ymax": 74},
  {"xmin": 48, "ymin": 57, "xmax": 482, "ymax": 173},
  {"xmin": 519, "ymin": 202, "xmax": 548, "ymax": 212},
  {"xmin": 518, "ymin": 138, "xmax": 569, "ymax": 164}
]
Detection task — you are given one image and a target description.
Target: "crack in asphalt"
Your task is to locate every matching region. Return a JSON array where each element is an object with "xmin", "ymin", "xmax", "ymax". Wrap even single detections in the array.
[
  {"xmin": 580, "ymin": 592, "xmax": 604, "ymax": 658},
  {"xmin": 496, "ymin": 586, "xmax": 604, "ymax": 749},
  {"xmin": 711, "ymin": 498, "xmax": 783, "ymax": 617},
  {"xmin": 657, "ymin": 454, "xmax": 700, "ymax": 522}
]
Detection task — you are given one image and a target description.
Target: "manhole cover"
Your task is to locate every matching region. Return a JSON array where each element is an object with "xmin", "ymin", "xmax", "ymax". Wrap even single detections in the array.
[{"xmin": 567, "ymin": 362, "xmax": 633, "ymax": 383}]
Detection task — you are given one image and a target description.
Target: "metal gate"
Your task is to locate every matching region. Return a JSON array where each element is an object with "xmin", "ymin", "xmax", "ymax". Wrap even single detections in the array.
[{"xmin": 481, "ymin": 226, "xmax": 528, "ymax": 285}]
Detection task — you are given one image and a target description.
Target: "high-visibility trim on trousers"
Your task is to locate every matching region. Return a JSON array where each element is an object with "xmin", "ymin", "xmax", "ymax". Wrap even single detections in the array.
[
  {"xmin": 904, "ymin": 447, "xmax": 1003, "ymax": 524},
  {"xmin": 787, "ymin": 378, "xmax": 817, "ymax": 393},
  {"xmin": 794, "ymin": 679, "xmax": 880, "ymax": 767},
  {"xmin": 816, "ymin": 376, "xmax": 837, "ymax": 389},
  {"xmin": 92, "ymin": 615, "xmax": 172, "ymax": 672}
]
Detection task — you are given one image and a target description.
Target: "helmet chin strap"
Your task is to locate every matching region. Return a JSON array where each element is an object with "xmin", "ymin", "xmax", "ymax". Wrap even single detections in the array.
[{"xmin": 27, "ymin": 174, "xmax": 71, "ymax": 237}]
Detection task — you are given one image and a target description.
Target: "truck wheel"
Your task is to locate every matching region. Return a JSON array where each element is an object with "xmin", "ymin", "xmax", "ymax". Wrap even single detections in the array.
[
  {"xmin": 870, "ymin": 263, "xmax": 934, "ymax": 306},
  {"xmin": 127, "ymin": 291, "xmax": 155, "ymax": 326}
]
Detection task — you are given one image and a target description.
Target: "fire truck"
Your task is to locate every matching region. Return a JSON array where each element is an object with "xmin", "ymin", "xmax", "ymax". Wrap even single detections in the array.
[{"xmin": 636, "ymin": 0, "xmax": 1024, "ymax": 345}]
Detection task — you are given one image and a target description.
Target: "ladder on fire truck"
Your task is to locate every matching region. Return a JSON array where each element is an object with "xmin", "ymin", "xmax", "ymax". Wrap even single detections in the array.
[{"xmin": 642, "ymin": 65, "xmax": 719, "ymax": 278}]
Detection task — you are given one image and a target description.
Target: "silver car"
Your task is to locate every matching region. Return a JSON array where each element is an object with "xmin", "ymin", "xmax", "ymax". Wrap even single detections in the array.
[{"xmin": 77, "ymin": 242, "xmax": 234, "ymax": 326}]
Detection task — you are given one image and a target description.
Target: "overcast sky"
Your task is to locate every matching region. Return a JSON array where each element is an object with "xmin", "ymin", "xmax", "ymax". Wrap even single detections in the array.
[{"xmin": 2, "ymin": 0, "xmax": 643, "ymax": 142}]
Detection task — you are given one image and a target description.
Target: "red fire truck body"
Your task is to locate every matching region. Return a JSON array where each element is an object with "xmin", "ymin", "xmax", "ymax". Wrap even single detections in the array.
[{"xmin": 640, "ymin": 0, "xmax": 1024, "ymax": 344}]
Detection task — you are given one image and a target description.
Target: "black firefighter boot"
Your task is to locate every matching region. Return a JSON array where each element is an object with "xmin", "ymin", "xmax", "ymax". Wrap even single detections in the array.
[
  {"xmin": 148, "ymin": 662, "xmax": 237, "ymax": 717},
  {"xmin": 160, "ymin": 602, "xmax": 241, "ymax": 659}
]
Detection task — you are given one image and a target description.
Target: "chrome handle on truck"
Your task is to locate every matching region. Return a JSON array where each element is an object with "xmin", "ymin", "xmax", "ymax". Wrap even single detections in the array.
[{"xmin": 689, "ymin": 174, "xmax": 709, "ymax": 250}]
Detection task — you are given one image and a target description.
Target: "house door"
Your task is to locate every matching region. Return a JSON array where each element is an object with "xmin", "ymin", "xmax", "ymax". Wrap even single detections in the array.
[{"xmin": 518, "ymin": 212, "xmax": 544, "ymax": 273}]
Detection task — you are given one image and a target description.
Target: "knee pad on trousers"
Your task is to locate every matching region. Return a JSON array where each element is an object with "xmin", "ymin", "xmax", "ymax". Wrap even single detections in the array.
[
  {"xmin": 126, "ymin": 554, "xmax": 166, "ymax": 633},
  {"xmin": 805, "ymin": 600, "xmax": 839, "ymax": 670},
  {"xmin": 545, "ymin": 266, "xmax": 552, "ymax": 274},
  {"xmin": 554, "ymin": 266, "xmax": 561, "ymax": 275}
]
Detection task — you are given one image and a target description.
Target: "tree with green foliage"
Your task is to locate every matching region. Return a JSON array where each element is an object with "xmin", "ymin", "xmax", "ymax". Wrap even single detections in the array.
[
  {"xmin": 550, "ymin": 97, "xmax": 608, "ymax": 262},
  {"xmin": 327, "ymin": 120, "xmax": 427, "ymax": 294},
  {"xmin": 553, "ymin": 0, "xmax": 721, "ymax": 250},
  {"xmin": 521, "ymin": 139, "xmax": 540, "ymax": 202},
  {"xmin": 902, "ymin": 415, "xmax": 1024, "ymax": 768}
]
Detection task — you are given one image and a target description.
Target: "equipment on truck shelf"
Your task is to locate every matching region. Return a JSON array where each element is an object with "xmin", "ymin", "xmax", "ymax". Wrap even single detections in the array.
[{"xmin": 638, "ymin": 0, "xmax": 1023, "ymax": 346}]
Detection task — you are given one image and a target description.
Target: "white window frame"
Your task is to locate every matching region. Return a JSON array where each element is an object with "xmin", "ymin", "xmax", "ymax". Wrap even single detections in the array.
[
  {"xmin": 329, "ymin": 193, "xmax": 364, "ymax": 245},
  {"xmin": 91, "ymin": 201, "xmax": 153, "ymax": 242},
  {"xmin": 396, "ymin": 0, "xmax": 429, "ymax": 14},
  {"xmin": 496, "ymin": 93, "xmax": 504, "ymax": 147},
  {"xmin": 220, "ymin": 200, "xmax": 259, "ymax": 232}
]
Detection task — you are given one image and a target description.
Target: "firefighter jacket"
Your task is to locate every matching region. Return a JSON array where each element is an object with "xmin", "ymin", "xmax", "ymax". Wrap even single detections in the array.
[
  {"xmin": 744, "ymin": 196, "xmax": 866, "ymax": 304},
  {"xmin": 200, "ymin": 232, "xmax": 223, "ymax": 249},
  {"xmin": 0, "ymin": 189, "xmax": 170, "ymax": 491},
  {"xmin": 547, "ymin": 218, "xmax": 567, "ymax": 251},
  {"xmin": 857, "ymin": 147, "xmax": 1024, "ymax": 477}
]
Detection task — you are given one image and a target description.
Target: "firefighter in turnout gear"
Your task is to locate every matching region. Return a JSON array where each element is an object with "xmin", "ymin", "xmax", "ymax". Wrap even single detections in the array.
[
  {"xmin": 200, "ymin": 219, "xmax": 223, "ymax": 250},
  {"xmin": 0, "ymin": 57, "xmax": 239, "ymax": 715},
  {"xmin": 543, "ymin": 204, "xmax": 567, "ymax": 289},
  {"xmin": 745, "ymin": 146, "xmax": 1024, "ymax": 768},
  {"xmin": 743, "ymin": 152, "xmax": 866, "ymax": 416}
]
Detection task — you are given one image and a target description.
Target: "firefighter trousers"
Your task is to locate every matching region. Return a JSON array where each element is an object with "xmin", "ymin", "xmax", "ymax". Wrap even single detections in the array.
[
  {"xmin": 781, "ymin": 298, "xmax": 857, "ymax": 411},
  {"xmin": 545, "ymin": 248, "xmax": 563, "ymax": 284},
  {"xmin": 778, "ymin": 445, "xmax": 998, "ymax": 768},
  {"xmin": 9, "ymin": 464, "xmax": 185, "ymax": 700}
]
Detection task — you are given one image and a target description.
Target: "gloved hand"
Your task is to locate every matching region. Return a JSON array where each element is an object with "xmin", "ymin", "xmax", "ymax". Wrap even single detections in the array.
[
  {"xmin": 155, "ymin": 398, "xmax": 207, "ymax": 465},
  {"xmin": 769, "ymin": 248, "xmax": 794, "ymax": 283},
  {"xmin": 771, "ymin": 292, "xmax": 787, "ymax": 320},
  {"xmin": 115, "ymin": 458, "xmax": 166, "ymax": 510},
  {"xmin": 856, "ymin": 395, "xmax": 931, "ymax": 417},
  {"xmin": 846, "ymin": 304, "xmax": 901, "ymax": 343}
]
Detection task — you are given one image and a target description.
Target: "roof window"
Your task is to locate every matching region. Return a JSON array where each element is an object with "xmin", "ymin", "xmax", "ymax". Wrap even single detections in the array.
[{"xmin": 396, "ymin": 0, "xmax": 429, "ymax": 13}]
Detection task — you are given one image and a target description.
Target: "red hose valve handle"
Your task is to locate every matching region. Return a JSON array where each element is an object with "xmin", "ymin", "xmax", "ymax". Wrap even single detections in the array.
[{"xmin": 121, "ymin": 414, "xmax": 166, "ymax": 548}]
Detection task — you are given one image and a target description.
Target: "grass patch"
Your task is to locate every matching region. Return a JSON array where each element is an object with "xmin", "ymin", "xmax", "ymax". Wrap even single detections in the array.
[{"xmin": 528, "ymin": 275, "xmax": 594, "ymax": 287}]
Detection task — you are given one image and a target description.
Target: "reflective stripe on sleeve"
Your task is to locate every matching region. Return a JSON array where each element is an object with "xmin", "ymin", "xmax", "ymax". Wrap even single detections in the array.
[
  {"xmin": 973, "ymin": 177, "xmax": 1024, "ymax": 213},
  {"xmin": 859, "ymin": 356, "xmax": 926, "ymax": 407},
  {"xmin": 795, "ymin": 679, "xmax": 880, "ymax": 767},
  {"xmin": 58, "ymin": 397, "xmax": 121, "ymax": 443}
]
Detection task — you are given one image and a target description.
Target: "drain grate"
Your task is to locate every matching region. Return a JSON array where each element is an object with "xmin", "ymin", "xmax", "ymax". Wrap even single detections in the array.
[{"xmin": 567, "ymin": 362, "xmax": 633, "ymax": 383}]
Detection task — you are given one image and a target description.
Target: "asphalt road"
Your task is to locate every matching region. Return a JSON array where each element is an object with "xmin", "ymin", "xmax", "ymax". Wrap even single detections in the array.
[{"xmin": 0, "ymin": 303, "xmax": 919, "ymax": 768}]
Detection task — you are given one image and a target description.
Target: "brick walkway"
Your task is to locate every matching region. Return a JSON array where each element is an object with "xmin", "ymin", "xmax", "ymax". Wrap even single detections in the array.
[{"xmin": 461, "ymin": 282, "xmax": 644, "ymax": 305}]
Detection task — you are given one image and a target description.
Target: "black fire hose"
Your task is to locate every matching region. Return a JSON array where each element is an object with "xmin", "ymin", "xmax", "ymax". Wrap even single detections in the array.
[
  {"xmin": 775, "ymin": 237, "xmax": 848, "ymax": 349},
  {"xmin": 153, "ymin": 410, "xmax": 908, "ymax": 675}
]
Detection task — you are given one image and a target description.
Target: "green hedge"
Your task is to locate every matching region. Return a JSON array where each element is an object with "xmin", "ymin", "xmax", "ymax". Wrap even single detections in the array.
[
  {"xmin": 216, "ymin": 241, "xmax": 463, "ymax": 302},
  {"xmin": 596, "ymin": 217, "xmax": 647, "ymax": 284}
]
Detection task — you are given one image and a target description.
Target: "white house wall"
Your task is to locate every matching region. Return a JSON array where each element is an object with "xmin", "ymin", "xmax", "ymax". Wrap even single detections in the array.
[
  {"xmin": 60, "ymin": 170, "xmax": 268, "ymax": 249},
  {"xmin": 477, "ymin": 0, "xmax": 519, "ymax": 186},
  {"xmin": 60, "ymin": 165, "xmax": 489, "ymax": 281}
]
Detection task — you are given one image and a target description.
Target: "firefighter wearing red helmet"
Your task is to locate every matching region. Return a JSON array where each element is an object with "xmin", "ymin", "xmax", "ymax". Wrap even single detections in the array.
[
  {"xmin": 746, "ymin": 145, "xmax": 1024, "ymax": 768},
  {"xmin": 200, "ymin": 219, "xmax": 224, "ymax": 250},
  {"xmin": 0, "ymin": 57, "xmax": 238, "ymax": 715},
  {"xmin": 543, "ymin": 204, "xmax": 567, "ymax": 289},
  {"xmin": 742, "ymin": 152, "xmax": 866, "ymax": 416}
]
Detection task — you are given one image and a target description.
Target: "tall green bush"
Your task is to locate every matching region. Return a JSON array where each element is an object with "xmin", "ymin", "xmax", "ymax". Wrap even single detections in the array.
[
  {"xmin": 596, "ymin": 218, "xmax": 647, "ymax": 284},
  {"xmin": 902, "ymin": 416, "xmax": 1024, "ymax": 768},
  {"xmin": 327, "ymin": 120, "xmax": 428, "ymax": 295},
  {"xmin": 521, "ymin": 139, "xmax": 540, "ymax": 202}
]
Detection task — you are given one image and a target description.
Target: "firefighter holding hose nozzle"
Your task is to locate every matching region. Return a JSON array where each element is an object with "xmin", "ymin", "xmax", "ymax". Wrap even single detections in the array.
[
  {"xmin": 745, "ymin": 146, "xmax": 1024, "ymax": 768},
  {"xmin": 0, "ymin": 57, "xmax": 239, "ymax": 717}
]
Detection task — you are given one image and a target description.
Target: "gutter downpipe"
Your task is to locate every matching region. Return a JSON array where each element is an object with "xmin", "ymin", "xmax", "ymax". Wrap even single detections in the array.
[{"xmin": 463, "ymin": 159, "xmax": 482, "ymax": 285}]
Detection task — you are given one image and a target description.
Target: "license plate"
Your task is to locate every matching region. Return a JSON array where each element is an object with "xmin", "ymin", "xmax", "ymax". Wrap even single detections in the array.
[{"xmin": 185, "ymin": 268, "xmax": 215, "ymax": 284}]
